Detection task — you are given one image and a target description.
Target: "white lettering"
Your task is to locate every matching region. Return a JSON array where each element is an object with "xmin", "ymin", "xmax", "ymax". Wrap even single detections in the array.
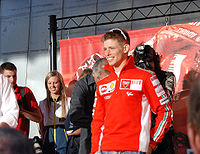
[
  {"xmin": 126, "ymin": 92, "xmax": 134, "ymax": 96},
  {"xmin": 175, "ymin": 28, "xmax": 197, "ymax": 38}
]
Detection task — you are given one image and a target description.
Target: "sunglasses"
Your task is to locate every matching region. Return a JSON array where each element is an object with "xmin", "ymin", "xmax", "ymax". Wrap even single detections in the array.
[{"xmin": 109, "ymin": 28, "xmax": 127, "ymax": 41}]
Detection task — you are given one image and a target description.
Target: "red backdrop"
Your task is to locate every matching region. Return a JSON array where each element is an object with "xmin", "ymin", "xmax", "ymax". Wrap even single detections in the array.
[
  {"xmin": 60, "ymin": 22, "xmax": 200, "ymax": 93},
  {"xmin": 60, "ymin": 21, "xmax": 200, "ymax": 153}
]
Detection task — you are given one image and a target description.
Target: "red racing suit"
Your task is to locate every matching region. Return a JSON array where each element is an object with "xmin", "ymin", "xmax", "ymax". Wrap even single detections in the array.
[{"xmin": 91, "ymin": 56, "xmax": 172, "ymax": 153}]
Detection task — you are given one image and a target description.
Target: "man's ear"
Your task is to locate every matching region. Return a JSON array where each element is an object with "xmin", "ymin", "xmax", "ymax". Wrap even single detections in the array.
[
  {"xmin": 92, "ymin": 72, "xmax": 98, "ymax": 83},
  {"xmin": 123, "ymin": 44, "xmax": 130, "ymax": 54}
]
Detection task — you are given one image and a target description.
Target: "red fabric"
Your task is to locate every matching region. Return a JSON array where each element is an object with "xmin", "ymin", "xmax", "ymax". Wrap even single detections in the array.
[
  {"xmin": 14, "ymin": 85, "xmax": 39, "ymax": 136},
  {"xmin": 91, "ymin": 56, "xmax": 172, "ymax": 153},
  {"xmin": 59, "ymin": 26, "xmax": 162, "ymax": 85},
  {"xmin": 148, "ymin": 22, "xmax": 200, "ymax": 93},
  {"xmin": 60, "ymin": 21, "xmax": 200, "ymax": 94}
]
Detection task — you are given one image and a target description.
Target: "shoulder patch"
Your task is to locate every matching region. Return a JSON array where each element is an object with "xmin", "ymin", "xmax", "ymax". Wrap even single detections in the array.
[
  {"xmin": 150, "ymin": 75, "xmax": 160, "ymax": 86},
  {"xmin": 155, "ymin": 85, "xmax": 165, "ymax": 97}
]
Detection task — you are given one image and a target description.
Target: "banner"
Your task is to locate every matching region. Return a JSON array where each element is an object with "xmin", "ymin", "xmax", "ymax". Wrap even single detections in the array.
[
  {"xmin": 60, "ymin": 22, "xmax": 199, "ymax": 93},
  {"xmin": 60, "ymin": 26, "xmax": 162, "ymax": 85},
  {"xmin": 60, "ymin": 21, "xmax": 200, "ymax": 153}
]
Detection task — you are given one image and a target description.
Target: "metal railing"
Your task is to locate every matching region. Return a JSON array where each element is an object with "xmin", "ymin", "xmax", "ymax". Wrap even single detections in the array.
[{"xmin": 49, "ymin": 0, "xmax": 200, "ymax": 70}]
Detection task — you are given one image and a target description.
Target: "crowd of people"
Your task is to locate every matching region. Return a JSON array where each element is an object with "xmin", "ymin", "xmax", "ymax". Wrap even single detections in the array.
[{"xmin": 0, "ymin": 28, "xmax": 199, "ymax": 154}]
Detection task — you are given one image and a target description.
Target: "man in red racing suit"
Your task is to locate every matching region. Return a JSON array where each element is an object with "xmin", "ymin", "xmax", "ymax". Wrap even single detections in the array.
[{"xmin": 91, "ymin": 28, "xmax": 172, "ymax": 154}]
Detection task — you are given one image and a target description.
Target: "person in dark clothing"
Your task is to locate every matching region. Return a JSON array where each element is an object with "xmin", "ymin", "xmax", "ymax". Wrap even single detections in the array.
[
  {"xmin": 69, "ymin": 58, "xmax": 110, "ymax": 154},
  {"xmin": 65, "ymin": 80, "xmax": 80, "ymax": 154},
  {"xmin": 133, "ymin": 44, "xmax": 175, "ymax": 154}
]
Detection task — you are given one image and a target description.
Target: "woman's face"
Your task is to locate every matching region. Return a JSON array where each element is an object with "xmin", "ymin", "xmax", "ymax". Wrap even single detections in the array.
[{"xmin": 47, "ymin": 76, "xmax": 61, "ymax": 95}]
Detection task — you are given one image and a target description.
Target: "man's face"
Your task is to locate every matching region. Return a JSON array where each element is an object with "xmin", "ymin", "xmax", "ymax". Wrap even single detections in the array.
[
  {"xmin": 104, "ymin": 39, "xmax": 127, "ymax": 70},
  {"xmin": 2, "ymin": 70, "xmax": 17, "ymax": 87}
]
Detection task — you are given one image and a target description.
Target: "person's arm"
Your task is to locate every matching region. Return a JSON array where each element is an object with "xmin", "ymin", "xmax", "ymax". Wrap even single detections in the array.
[
  {"xmin": 144, "ymin": 73, "xmax": 172, "ymax": 150},
  {"xmin": 39, "ymin": 118, "xmax": 44, "ymax": 137},
  {"xmin": 20, "ymin": 108, "xmax": 42, "ymax": 123},
  {"xmin": 91, "ymin": 87, "xmax": 105, "ymax": 154},
  {"xmin": 0, "ymin": 122, "xmax": 10, "ymax": 127},
  {"xmin": 21, "ymin": 88, "xmax": 42, "ymax": 123},
  {"xmin": 68, "ymin": 128, "xmax": 81, "ymax": 136},
  {"xmin": 38, "ymin": 102, "xmax": 44, "ymax": 138},
  {"xmin": 69, "ymin": 80, "xmax": 92, "ymax": 128},
  {"xmin": 0, "ymin": 75, "xmax": 19, "ymax": 128}
]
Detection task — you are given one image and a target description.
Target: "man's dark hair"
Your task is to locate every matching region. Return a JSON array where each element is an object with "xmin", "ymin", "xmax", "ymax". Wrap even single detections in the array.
[
  {"xmin": 0, "ymin": 62, "xmax": 17, "ymax": 73},
  {"xmin": 0, "ymin": 127, "xmax": 34, "ymax": 154}
]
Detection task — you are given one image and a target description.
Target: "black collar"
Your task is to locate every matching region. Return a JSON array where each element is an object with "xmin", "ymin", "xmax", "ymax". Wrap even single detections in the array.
[
  {"xmin": 50, "ymin": 95, "xmax": 61, "ymax": 102},
  {"xmin": 87, "ymin": 72, "xmax": 95, "ymax": 85}
]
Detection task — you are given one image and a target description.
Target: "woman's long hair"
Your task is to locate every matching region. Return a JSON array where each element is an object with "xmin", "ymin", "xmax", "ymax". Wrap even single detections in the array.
[{"xmin": 45, "ymin": 70, "xmax": 67, "ymax": 118}]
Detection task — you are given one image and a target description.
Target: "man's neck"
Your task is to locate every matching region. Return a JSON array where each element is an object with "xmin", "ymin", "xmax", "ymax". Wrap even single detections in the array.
[{"xmin": 113, "ymin": 57, "xmax": 128, "ymax": 73}]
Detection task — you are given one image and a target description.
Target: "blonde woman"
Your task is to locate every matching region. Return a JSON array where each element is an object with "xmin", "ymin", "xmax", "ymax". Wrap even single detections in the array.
[{"xmin": 39, "ymin": 71, "xmax": 68, "ymax": 154}]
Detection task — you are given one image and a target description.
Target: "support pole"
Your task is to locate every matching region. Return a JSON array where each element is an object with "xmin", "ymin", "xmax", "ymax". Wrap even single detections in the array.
[{"xmin": 49, "ymin": 15, "xmax": 57, "ymax": 71}]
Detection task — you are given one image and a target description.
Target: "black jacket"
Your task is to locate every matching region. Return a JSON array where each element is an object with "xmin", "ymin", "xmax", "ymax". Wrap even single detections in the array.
[{"xmin": 69, "ymin": 72, "xmax": 96, "ymax": 128}]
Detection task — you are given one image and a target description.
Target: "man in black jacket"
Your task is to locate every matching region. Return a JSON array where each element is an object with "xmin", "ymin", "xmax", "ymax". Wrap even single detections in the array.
[{"xmin": 69, "ymin": 58, "xmax": 110, "ymax": 154}]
